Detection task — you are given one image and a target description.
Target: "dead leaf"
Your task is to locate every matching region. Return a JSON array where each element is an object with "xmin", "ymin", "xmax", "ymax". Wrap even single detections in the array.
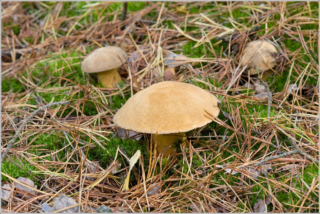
[
  {"xmin": 253, "ymin": 196, "xmax": 271, "ymax": 213},
  {"xmin": 275, "ymin": 164, "xmax": 301, "ymax": 175},
  {"xmin": 164, "ymin": 67, "xmax": 175, "ymax": 80},
  {"xmin": 116, "ymin": 127, "xmax": 141, "ymax": 141},
  {"xmin": 287, "ymin": 84, "xmax": 298, "ymax": 94},
  {"xmin": 255, "ymin": 84, "xmax": 267, "ymax": 94},
  {"xmin": 164, "ymin": 52, "xmax": 189, "ymax": 68},
  {"xmin": 122, "ymin": 150, "xmax": 141, "ymax": 191},
  {"xmin": 111, "ymin": 161, "xmax": 122, "ymax": 174},
  {"xmin": 252, "ymin": 81, "xmax": 268, "ymax": 98},
  {"xmin": 224, "ymin": 168, "xmax": 239, "ymax": 175}
]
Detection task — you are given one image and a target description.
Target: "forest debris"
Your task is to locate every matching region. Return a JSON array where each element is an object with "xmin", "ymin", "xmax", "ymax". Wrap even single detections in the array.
[
  {"xmin": 254, "ymin": 81, "xmax": 268, "ymax": 98},
  {"xmin": 224, "ymin": 168, "xmax": 239, "ymax": 175},
  {"xmin": 128, "ymin": 52, "xmax": 140, "ymax": 63},
  {"xmin": 111, "ymin": 161, "xmax": 122, "ymax": 174},
  {"xmin": 164, "ymin": 67, "xmax": 175, "ymax": 80},
  {"xmin": 253, "ymin": 196, "xmax": 271, "ymax": 213},
  {"xmin": 147, "ymin": 183, "xmax": 161, "ymax": 196},
  {"xmin": 222, "ymin": 164, "xmax": 271, "ymax": 178},
  {"xmin": 116, "ymin": 127, "xmax": 141, "ymax": 141},
  {"xmin": 122, "ymin": 150, "xmax": 141, "ymax": 191},
  {"xmin": 164, "ymin": 52, "xmax": 189, "ymax": 68},
  {"xmin": 1, "ymin": 2, "xmax": 25, "ymax": 23},
  {"xmin": 14, "ymin": 177, "xmax": 35, "ymax": 195},
  {"xmin": 248, "ymin": 167, "xmax": 261, "ymax": 179},
  {"xmin": 190, "ymin": 201, "xmax": 212, "ymax": 213},
  {"xmin": 50, "ymin": 194, "xmax": 79, "ymax": 213},
  {"xmin": 261, "ymin": 163, "xmax": 273, "ymax": 175},
  {"xmin": 219, "ymin": 27, "xmax": 260, "ymax": 54},
  {"xmin": 274, "ymin": 164, "xmax": 301, "ymax": 175},
  {"xmin": 287, "ymin": 83, "xmax": 298, "ymax": 94}
]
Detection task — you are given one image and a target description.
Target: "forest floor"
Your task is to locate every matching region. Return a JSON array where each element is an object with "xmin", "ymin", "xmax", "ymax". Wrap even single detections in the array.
[{"xmin": 1, "ymin": 1, "xmax": 319, "ymax": 213}]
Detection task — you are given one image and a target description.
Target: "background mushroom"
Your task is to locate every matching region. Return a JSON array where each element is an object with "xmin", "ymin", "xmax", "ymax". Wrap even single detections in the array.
[
  {"xmin": 81, "ymin": 46, "xmax": 128, "ymax": 88},
  {"xmin": 241, "ymin": 40, "xmax": 278, "ymax": 76},
  {"xmin": 113, "ymin": 81, "xmax": 220, "ymax": 156}
]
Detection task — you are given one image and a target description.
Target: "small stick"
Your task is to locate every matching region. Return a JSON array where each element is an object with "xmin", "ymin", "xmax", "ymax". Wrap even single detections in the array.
[
  {"xmin": 254, "ymin": 150, "xmax": 297, "ymax": 167},
  {"xmin": 121, "ymin": 2, "xmax": 128, "ymax": 23},
  {"xmin": 254, "ymin": 137, "xmax": 319, "ymax": 167},
  {"xmin": 1, "ymin": 101, "xmax": 70, "ymax": 162},
  {"xmin": 288, "ymin": 137, "xmax": 319, "ymax": 164},
  {"xmin": 181, "ymin": 65, "xmax": 192, "ymax": 84}
]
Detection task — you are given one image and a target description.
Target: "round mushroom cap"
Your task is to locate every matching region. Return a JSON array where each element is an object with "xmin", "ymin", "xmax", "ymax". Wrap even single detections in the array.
[
  {"xmin": 241, "ymin": 40, "xmax": 278, "ymax": 75},
  {"xmin": 81, "ymin": 46, "xmax": 128, "ymax": 74},
  {"xmin": 113, "ymin": 81, "xmax": 220, "ymax": 134}
]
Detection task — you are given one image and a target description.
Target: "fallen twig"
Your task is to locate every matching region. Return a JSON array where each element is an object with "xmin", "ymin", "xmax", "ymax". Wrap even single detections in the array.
[
  {"xmin": 1, "ymin": 101, "xmax": 70, "ymax": 162},
  {"xmin": 254, "ymin": 137, "xmax": 319, "ymax": 167},
  {"xmin": 121, "ymin": 2, "xmax": 128, "ymax": 24}
]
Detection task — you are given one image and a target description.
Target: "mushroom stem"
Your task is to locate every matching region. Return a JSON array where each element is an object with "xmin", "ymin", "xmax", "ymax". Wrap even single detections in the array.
[
  {"xmin": 97, "ymin": 69, "xmax": 122, "ymax": 88},
  {"xmin": 152, "ymin": 133, "xmax": 187, "ymax": 156}
]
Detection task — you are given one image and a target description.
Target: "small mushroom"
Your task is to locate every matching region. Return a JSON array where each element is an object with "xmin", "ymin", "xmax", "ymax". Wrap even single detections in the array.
[
  {"xmin": 113, "ymin": 81, "xmax": 220, "ymax": 156},
  {"xmin": 241, "ymin": 40, "xmax": 278, "ymax": 75},
  {"xmin": 81, "ymin": 46, "xmax": 128, "ymax": 88}
]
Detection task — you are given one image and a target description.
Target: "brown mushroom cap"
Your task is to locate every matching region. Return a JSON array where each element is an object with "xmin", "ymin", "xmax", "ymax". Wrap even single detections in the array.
[
  {"xmin": 113, "ymin": 81, "xmax": 220, "ymax": 134},
  {"xmin": 81, "ymin": 46, "xmax": 128, "ymax": 74},
  {"xmin": 241, "ymin": 40, "xmax": 278, "ymax": 75}
]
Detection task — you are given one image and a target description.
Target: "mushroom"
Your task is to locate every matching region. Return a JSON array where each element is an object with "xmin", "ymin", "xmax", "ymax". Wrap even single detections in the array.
[
  {"xmin": 81, "ymin": 46, "xmax": 128, "ymax": 88},
  {"xmin": 113, "ymin": 81, "xmax": 220, "ymax": 156},
  {"xmin": 241, "ymin": 40, "xmax": 278, "ymax": 76}
]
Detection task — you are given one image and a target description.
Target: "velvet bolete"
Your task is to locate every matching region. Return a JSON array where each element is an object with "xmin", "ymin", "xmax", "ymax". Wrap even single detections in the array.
[
  {"xmin": 81, "ymin": 46, "xmax": 128, "ymax": 88},
  {"xmin": 241, "ymin": 40, "xmax": 278, "ymax": 75},
  {"xmin": 113, "ymin": 81, "xmax": 220, "ymax": 156}
]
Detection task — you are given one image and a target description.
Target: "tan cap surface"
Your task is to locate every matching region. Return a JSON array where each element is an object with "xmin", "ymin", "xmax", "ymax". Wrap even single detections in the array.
[
  {"xmin": 81, "ymin": 46, "xmax": 128, "ymax": 74},
  {"xmin": 241, "ymin": 40, "xmax": 278, "ymax": 75},
  {"xmin": 113, "ymin": 81, "xmax": 220, "ymax": 134}
]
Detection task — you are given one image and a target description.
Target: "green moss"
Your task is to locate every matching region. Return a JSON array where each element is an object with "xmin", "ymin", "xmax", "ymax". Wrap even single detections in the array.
[
  {"xmin": 127, "ymin": 2, "xmax": 147, "ymax": 11},
  {"xmin": 1, "ymin": 156, "xmax": 38, "ymax": 182},
  {"xmin": 87, "ymin": 136, "xmax": 147, "ymax": 167},
  {"xmin": 274, "ymin": 164, "xmax": 319, "ymax": 211},
  {"xmin": 29, "ymin": 51, "xmax": 86, "ymax": 85},
  {"xmin": 182, "ymin": 40, "xmax": 219, "ymax": 59},
  {"xmin": 1, "ymin": 78, "xmax": 25, "ymax": 93}
]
